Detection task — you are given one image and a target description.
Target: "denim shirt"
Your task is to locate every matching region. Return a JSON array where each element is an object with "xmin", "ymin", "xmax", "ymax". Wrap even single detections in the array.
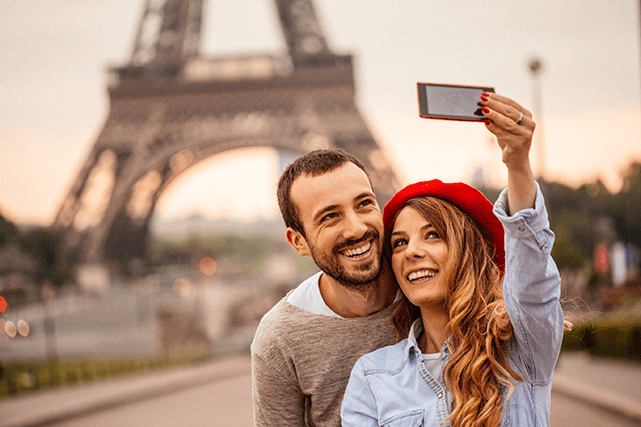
[{"xmin": 341, "ymin": 184, "xmax": 565, "ymax": 427}]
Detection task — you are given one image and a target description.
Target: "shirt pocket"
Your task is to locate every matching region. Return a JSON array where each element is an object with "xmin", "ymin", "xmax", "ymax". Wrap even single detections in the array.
[{"xmin": 381, "ymin": 409, "xmax": 424, "ymax": 427}]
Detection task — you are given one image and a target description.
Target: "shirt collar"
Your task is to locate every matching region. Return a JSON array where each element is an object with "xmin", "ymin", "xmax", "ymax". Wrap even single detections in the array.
[
  {"xmin": 404, "ymin": 317, "xmax": 450, "ymax": 359},
  {"xmin": 404, "ymin": 318, "xmax": 423, "ymax": 359}
]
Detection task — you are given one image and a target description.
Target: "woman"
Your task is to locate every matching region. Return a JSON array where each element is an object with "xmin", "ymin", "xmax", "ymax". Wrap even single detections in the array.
[{"xmin": 341, "ymin": 93, "xmax": 568, "ymax": 427}]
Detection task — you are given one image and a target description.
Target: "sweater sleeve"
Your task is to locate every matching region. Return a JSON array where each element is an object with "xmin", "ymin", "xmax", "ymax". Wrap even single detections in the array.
[
  {"xmin": 494, "ymin": 182, "xmax": 565, "ymax": 384},
  {"xmin": 252, "ymin": 352, "xmax": 306, "ymax": 427}
]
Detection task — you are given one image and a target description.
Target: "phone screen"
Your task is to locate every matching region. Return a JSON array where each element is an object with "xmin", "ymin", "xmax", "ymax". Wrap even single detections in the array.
[{"xmin": 417, "ymin": 83, "xmax": 495, "ymax": 121}]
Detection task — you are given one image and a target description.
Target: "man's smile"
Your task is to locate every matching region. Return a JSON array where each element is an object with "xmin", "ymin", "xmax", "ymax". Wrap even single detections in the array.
[{"xmin": 340, "ymin": 240, "xmax": 373, "ymax": 260}]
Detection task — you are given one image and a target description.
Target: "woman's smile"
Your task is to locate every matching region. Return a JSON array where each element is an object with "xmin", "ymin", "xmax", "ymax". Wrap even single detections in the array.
[{"xmin": 406, "ymin": 268, "xmax": 438, "ymax": 283}]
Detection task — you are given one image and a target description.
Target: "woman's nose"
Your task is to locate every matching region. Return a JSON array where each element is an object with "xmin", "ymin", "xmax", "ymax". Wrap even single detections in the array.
[{"xmin": 405, "ymin": 239, "xmax": 426, "ymax": 259}]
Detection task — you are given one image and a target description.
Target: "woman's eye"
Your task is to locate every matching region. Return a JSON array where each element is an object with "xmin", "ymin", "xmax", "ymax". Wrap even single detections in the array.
[
  {"xmin": 426, "ymin": 231, "xmax": 440, "ymax": 240},
  {"xmin": 392, "ymin": 238, "xmax": 407, "ymax": 248}
]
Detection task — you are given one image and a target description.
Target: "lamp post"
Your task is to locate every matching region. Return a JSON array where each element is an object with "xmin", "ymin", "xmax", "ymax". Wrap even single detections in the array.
[
  {"xmin": 528, "ymin": 57, "xmax": 545, "ymax": 181},
  {"xmin": 41, "ymin": 281, "xmax": 59, "ymax": 385}
]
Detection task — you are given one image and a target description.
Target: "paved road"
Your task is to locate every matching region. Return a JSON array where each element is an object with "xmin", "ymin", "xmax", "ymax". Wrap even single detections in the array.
[
  {"xmin": 50, "ymin": 354, "xmax": 640, "ymax": 427},
  {"xmin": 0, "ymin": 355, "xmax": 252, "ymax": 427},
  {"xmin": 550, "ymin": 393, "xmax": 639, "ymax": 427},
  {"xmin": 45, "ymin": 374, "xmax": 639, "ymax": 427},
  {"xmin": 50, "ymin": 373, "xmax": 253, "ymax": 427},
  {"xmin": 46, "ymin": 371, "xmax": 639, "ymax": 427},
  {"xmin": 1, "ymin": 352, "xmax": 638, "ymax": 427}
]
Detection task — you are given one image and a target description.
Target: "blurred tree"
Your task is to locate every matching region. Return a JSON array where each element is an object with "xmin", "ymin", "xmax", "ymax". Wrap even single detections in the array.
[
  {"xmin": 541, "ymin": 181, "xmax": 607, "ymax": 271},
  {"xmin": 545, "ymin": 180, "xmax": 584, "ymax": 214},
  {"xmin": 0, "ymin": 213, "xmax": 19, "ymax": 247},
  {"xmin": 610, "ymin": 161, "xmax": 641, "ymax": 246},
  {"xmin": 478, "ymin": 186, "xmax": 501, "ymax": 204},
  {"xmin": 551, "ymin": 212, "xmax": 596, "ymax": 270},
  {"xmin": 545, "ymin": 179, "xmax": 612, "ymax": 221},
  {"xmin": 18, "ymin": 227, "xmax": 74, "ymax": 288}
]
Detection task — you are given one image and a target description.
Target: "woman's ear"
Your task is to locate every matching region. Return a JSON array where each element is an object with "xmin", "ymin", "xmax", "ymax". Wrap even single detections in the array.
[{"xmin": 286, "ymin": 227, "xmax": 311, "ymax": 257}]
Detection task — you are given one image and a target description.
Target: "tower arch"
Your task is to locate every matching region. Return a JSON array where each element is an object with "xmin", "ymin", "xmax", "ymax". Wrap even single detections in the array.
[{"xmin": 54, "ymin": 0, "xmax": 401, "ymax": 264}]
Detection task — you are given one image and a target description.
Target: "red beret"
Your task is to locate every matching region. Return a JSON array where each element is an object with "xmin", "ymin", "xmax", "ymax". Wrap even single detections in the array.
[{"xmin": 383, "ymin": 180, "xmax": 505, "ymax": 272}]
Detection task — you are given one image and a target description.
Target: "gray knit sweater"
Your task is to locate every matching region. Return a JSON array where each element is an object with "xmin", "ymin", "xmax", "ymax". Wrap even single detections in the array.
[{"xmin": 251, "ymin": 293, "xmax": 398, "ymax": 427}]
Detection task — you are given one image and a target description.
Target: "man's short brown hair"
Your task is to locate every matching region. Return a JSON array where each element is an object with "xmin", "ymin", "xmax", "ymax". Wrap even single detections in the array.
[{"xmin": 277, "ymin": 149, "xmax": 371, "ymax": 236}]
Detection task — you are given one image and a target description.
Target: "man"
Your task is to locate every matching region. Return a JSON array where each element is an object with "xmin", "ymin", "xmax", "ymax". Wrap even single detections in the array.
[{"xmin": 251, "ymin": 149, "xmax": 399, "ymax": 426}]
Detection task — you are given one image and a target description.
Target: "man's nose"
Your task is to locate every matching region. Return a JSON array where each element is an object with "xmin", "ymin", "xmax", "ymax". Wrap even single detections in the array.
[{"xmin": 342, "ymin": 211, "xmax": 368, "ymax": 240}]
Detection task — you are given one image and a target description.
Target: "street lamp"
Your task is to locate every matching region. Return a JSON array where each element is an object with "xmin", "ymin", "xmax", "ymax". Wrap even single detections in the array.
[
  {"xmin": 41, "ymin": 281, "xmax": 59, "ymax": 385},
  {"xmin": 528, "ymin": 57, "xmax": 545, "ymax": 181}
]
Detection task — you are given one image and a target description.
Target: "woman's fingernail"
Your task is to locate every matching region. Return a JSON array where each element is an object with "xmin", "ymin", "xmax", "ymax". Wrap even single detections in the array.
[
  {"xmin": 484, "ymin": 119, "xmax": 491, "ymax": 126},
  {"xmin": 482, "ymin": 107, "xmax": 490, "ymax": 114},
  {"xmin": 480, "ymin": 95, "xmax": 488, "ymax": 102}
]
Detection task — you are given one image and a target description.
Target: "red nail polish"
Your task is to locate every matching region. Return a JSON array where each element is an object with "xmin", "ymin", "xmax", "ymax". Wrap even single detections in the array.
[
  {"xmin": 480, "ymin": 95, "xmax": 488, "ymax": 102},
  {"xmin": 482, "ymin": 107, "xmax": 490, "ymax": 114},
  {"xmin": 484, "ymin": 119, "xmax": 491, "ymax": 126}
]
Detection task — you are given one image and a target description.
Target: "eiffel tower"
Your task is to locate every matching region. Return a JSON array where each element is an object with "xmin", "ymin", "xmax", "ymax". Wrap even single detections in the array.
[{"xmin": 54, "ymin": 0, "xmax": 401, "ymax": 265}]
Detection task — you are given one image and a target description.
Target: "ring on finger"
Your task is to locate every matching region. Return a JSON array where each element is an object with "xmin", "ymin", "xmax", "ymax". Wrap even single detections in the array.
[{"xmin": 516, "ymin": 112, "xmax": 523, "ymax": 125}]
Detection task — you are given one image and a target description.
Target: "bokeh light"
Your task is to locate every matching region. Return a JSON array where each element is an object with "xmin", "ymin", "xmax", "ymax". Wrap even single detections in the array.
[
  {"xmin": 5, "ymin": 321, "xmax": 17, "ymax": 338},
  {"xmin": 199, "ymin": 257, "xmax": 217, "ymax": 276},
  {"xmin": 17, "ymin": 320, "xmax": 30, "ymax": 337},
  {"xmin": 173, "ymin": 278, "xmax": 190, "ymax": 297}
]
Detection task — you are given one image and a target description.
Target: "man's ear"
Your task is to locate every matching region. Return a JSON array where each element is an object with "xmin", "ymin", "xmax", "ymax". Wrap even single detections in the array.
[{"xmin": 286, "ymin": 227, "xmax": 311, "ymax": 257}]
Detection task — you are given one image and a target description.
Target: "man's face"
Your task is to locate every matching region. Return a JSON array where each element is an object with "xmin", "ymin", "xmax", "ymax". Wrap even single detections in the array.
[{"xmin": 287, "ymin": 162, "xmax": 384, "ymax": 290}]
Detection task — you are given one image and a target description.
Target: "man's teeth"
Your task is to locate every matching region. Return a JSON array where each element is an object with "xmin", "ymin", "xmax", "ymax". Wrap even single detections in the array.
[
  {"xmin": 343, "ymin": 241, "xmax": 371, "ymax": 257},
  {"xmin": 407, "ymin": 270, "xmax": 437, "ymax": 281}
]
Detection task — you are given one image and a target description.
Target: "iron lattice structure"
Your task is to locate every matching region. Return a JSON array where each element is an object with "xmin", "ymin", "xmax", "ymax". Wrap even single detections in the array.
[{"xmin": 54, "ymin": 0, "xmax": 401, "ymax": 264}]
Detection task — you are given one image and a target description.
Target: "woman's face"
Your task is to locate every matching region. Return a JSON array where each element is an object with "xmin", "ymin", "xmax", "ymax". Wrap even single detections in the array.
[{"xmin": 390, "ymin": 206, "xmax": 449, "ymax": 310}]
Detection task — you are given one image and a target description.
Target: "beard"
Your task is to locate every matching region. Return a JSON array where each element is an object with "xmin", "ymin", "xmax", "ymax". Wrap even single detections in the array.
[{"xmin": 307, "ymin": 229, "xmax": 384, "ymax": 292}]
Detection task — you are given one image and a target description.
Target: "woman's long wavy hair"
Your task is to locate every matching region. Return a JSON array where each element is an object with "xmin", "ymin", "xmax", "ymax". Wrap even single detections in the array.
[{"xmin": 389, "ymin": 196, "xmax": 523, "ymax": 427}]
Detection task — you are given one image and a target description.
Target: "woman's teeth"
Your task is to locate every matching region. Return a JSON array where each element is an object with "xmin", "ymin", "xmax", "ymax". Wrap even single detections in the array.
[{"xmin": 407, "ymin": 270, "xmax": 436, "ymax": 281}]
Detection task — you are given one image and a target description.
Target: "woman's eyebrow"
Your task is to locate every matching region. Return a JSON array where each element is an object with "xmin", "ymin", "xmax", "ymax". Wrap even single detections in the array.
[{"xmin": 391, "ymin": 222, "xmax": 433, "ymax": 236}]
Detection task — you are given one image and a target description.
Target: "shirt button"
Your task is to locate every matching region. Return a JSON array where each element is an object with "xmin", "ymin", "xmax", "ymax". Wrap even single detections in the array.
[{"xmin": 437, "ymin": 392, "xmax": 443, "ymax": 399}]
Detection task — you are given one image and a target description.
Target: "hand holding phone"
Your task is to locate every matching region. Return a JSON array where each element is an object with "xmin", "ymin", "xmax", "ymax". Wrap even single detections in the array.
[{"xmin": 417, "ymin": 82, "xmax": 495, "ymax": 121}]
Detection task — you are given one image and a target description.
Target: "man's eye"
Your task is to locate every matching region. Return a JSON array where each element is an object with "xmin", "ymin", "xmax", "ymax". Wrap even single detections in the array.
[{"xmin": 321, "ymin": 213, "xmax": 338, "ymax": 222}]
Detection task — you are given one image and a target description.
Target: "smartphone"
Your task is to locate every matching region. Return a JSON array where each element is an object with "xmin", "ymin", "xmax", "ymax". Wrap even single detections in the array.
[{"xmin": 417, "ymin": 82, "xmax": 495, "ymax": 121}]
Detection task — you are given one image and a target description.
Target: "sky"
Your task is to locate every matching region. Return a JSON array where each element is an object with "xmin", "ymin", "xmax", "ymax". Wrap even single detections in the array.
[{"xmin": 1, "ymin": 0, "xmax": 640, "ymax": 225}]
